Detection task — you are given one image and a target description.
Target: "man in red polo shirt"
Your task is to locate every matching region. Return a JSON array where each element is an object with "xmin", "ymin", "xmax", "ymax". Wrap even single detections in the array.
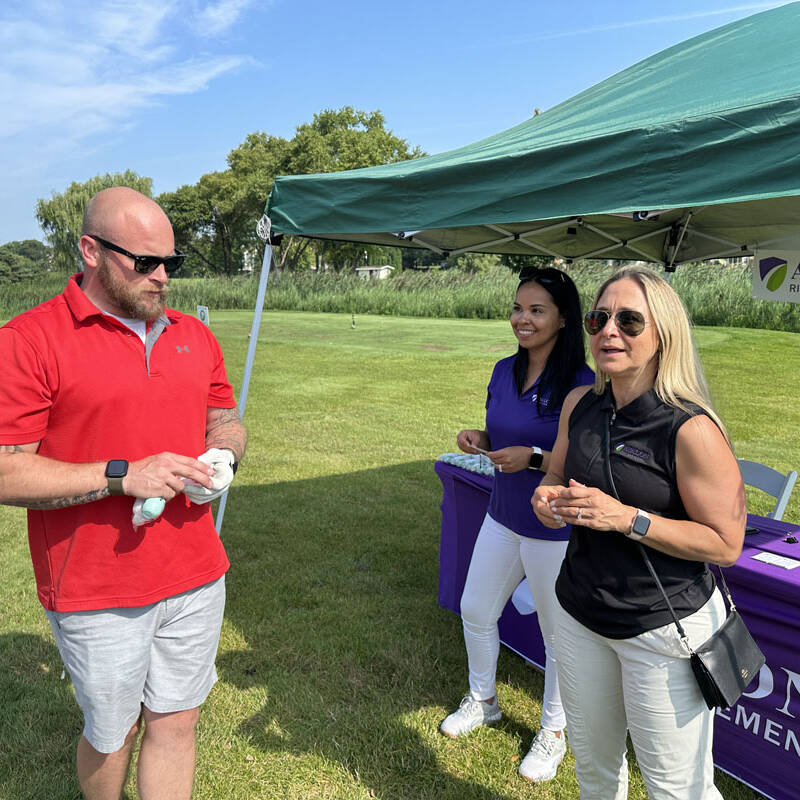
[{"xmin": 0, "ymin": 187, "xmax": 246, "ymax": 800}]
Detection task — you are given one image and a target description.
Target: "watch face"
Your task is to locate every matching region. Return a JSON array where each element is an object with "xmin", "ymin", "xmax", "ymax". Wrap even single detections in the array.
[
  {"xmin": 105, "ymin": 459, "xmax": 128, "ymax": 478},
  {"xmin": 632, "ymin": 514, "xmax": 651, "ymax": 537}
]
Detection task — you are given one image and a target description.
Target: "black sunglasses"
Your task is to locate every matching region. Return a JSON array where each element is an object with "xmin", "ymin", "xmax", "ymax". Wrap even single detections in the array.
[
  {"xmin": 518, "ymin": 266, "xmax": 567, "ymax": 285},
  {"xmin": 88, "ymin": 235, "xmax": 185, "ymax": 274},
  {"xmin": 584, "ymin": 309, "xmax": 647, "ymax": 337}
]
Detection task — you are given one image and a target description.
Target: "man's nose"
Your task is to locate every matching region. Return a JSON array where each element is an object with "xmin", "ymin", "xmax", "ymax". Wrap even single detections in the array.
[{"xmin": 149, "ymin": 262, "xmax": 169, "ymax": 282}]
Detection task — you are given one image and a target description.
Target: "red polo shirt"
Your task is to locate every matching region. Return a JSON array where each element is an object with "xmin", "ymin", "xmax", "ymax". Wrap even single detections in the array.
[{"xmin": 0, "ymin": 275, "xmax": 234, "ymax": 611}]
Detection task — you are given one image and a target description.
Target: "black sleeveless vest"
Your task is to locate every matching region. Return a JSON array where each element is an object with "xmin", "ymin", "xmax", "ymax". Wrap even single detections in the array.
[{"xmin": 555, "ymin": 387, "xmax": 715, "ymax": 638}]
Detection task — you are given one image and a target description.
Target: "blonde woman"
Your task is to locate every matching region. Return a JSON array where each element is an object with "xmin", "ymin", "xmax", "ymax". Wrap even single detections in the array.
[{"xmin": 532, "ymin": 267, "xmax": 745, "ymax": 799}]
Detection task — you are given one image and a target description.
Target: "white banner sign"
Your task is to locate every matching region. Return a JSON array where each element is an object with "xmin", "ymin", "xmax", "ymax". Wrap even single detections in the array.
[
  {"xmin": 753, "ymin": 251, "xmax": 800, "ymax": 303},
  {"xmin": 197, "ymin": 305, "xmax": 210, "ymax": 326}
]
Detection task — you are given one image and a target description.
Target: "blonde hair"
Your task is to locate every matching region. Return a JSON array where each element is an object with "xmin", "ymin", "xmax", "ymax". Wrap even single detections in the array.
[{"xmin": 591, "ymin": 267, "xmax": 728, "ymax": 439}]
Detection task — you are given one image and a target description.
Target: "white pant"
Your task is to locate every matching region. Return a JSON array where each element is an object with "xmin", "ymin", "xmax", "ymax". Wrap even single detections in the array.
[
  {"xmin": 555, "ymin": 590, "xmax": 727, "ymax": 799},
  {"xmin": 460, "ymin": 513, "xmax": 568, "ymax": 731}
]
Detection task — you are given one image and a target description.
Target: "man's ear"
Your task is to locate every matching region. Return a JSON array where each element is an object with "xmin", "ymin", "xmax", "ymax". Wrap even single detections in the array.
[{"xmin": 78, "ymin": 235, "xmax": 101, "ymax": 269}]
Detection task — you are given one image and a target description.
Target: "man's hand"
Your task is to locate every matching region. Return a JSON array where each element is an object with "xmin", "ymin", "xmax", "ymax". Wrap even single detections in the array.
[{"xmin": 123, "ymin": 452, "xmax": 214, "ymax": 500}]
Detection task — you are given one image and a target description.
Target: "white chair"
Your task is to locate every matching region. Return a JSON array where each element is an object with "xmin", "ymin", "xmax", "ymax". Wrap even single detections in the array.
[{"xmin": 737, "ymin": 459, "xmax": 798, "ymax": 521}]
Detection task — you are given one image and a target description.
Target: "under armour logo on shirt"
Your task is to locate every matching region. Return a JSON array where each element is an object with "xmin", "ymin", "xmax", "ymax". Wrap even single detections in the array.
[{"xmin": 175, "ymin": 345, "xmax": 190, "ymax": 354}]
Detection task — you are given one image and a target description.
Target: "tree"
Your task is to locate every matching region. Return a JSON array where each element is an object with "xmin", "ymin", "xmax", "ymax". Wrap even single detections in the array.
[
  {"xmin": 36, "ymin": 171, "xmax": 153, "ymax": 272},
  {"xmin": 0, "ymin": 248, "xmax": 38, "ymax": 283},
  {"xmin": 500, "ymin": 253, "xmax": 554, "ymax": 271},
  {"xmin": 1, "ymin": 239, "xmax": 51, "ymax": 266},
  {"xmin": 159, "ymin": 107, "xmax": 425, "ymax": 276}
]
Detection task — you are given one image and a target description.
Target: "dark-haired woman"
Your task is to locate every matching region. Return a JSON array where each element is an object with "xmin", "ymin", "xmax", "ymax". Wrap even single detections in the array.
[{"xmin": 440, "ymin": 267, "xmax": 593, "ymax": 784}]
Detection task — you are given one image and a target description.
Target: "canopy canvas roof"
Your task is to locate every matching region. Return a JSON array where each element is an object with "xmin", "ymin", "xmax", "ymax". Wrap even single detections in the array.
[{"xmin": 266, "ymin": 2, "xmax": 800, "ymax": 267}]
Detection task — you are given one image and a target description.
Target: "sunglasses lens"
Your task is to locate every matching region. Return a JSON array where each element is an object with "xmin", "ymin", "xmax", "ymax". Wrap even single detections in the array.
[
  {"xmin": 584, "ymin": 311, "xmax": 608, "ymax": 335},
  {"xmin": 617, "ymin": 311, "xmax": 646, "ymax": 336},
  {"xmin": 163, "ymin": 254, "xmax": 185, "ymax": 273}
]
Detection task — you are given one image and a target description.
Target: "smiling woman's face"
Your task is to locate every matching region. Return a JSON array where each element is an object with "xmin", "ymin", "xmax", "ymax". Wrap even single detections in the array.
[
  {"xmin": 590, "ymin": 277, "xmax": 659, "ymax": 381},
  {"xmin": 510, "ymin": 281, "xmax": 563, "ymax": 357}
]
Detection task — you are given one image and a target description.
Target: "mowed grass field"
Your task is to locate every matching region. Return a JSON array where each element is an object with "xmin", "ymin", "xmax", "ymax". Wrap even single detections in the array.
[{"xmin": 1, "ymin": 310, "xmax": 798, "ymax": 800}]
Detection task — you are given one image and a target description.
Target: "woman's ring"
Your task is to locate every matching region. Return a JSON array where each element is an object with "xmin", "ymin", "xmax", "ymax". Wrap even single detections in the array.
[
  {"xmin": 498, "ymin": 464, "xmax": 503, "ymax": 472},
  {"xmin": 577, "ymin": 507, "xmax": 583, "ymax": 520}
]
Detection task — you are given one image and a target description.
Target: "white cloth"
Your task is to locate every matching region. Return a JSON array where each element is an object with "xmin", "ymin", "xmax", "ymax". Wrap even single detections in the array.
[
  {"xmin": 460, "ymin": 513, "xmax": 568, "ymax": 731},
  {"xmin": 554, "ymin": 591, "xmax": 726, "ymax": 799},
  {"xmin": 131, "ymin": 448, "xmax": 236, "ymax": 527},
  {"xmin": 182, "ymin": 448, "xmax": 235, "ymax": 504}
]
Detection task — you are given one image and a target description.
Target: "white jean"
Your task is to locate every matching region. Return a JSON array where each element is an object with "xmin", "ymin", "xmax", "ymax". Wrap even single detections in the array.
[
  {"xmin": 460, "ymin": 513, "xmax": 568, "ymax": 731},
  {"xmin": 555, "ymin": 590, "xmax": 727, "ymax": 800}
]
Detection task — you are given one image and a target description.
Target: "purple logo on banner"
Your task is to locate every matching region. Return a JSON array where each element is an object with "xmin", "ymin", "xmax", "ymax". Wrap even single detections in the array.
[{"xmin": 759, "ymin": 256, "xmax": 788, "ymax": 291}]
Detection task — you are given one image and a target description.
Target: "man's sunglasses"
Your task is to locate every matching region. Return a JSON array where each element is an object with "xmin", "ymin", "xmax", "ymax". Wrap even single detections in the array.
[
  {"xmin": 88, "ymin": 235, "xmax": 185, "ymax": 274},
  {"xmin": 583, "ymin": 309, "xmax": 647, "ymax": 337},
  {"xmin": 518, "ymin": 266, "xmax": 567, "ymax": 285}
]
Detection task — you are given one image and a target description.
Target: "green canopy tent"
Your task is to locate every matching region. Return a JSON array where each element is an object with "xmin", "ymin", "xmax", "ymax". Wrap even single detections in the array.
[
  {"xmin": 265, "ymin": 1, "xmax": 800, "ymax": 266},
  {"xmin": 220, "ymin": 2, "xmax": 800, "ymax": 530}
]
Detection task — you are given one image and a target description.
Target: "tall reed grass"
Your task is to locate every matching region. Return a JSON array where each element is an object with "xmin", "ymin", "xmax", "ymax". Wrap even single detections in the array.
[{"xmin": 4, "ymin": 262, "xmax": 800, "ymax": 333}]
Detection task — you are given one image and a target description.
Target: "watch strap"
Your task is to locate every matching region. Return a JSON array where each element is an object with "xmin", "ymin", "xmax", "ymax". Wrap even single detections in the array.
[{"xmin": 107, "ymin": 476, "xmax": 126, "ymax": 496}]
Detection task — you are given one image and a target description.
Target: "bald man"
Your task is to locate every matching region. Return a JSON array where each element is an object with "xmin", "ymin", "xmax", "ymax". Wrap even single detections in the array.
[{"xmin": 0, "ymin": 187, "xmax": 246, "ymax": 800}]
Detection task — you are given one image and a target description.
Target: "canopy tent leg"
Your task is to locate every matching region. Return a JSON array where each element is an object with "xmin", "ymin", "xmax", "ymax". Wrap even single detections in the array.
[{"xmin": 215, "ymin": 217, "xmax": 273, "ymax": 533}]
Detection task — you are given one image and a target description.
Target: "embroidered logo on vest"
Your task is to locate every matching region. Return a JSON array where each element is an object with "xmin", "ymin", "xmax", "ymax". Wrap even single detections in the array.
[{"xmin": 615, "ymin": 442, "xmax": 649, "ymax": 461}]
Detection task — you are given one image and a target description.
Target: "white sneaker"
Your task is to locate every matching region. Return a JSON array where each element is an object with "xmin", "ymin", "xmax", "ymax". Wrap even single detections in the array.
[
  {"xmin": 518, "ymin": 728, "xmax": 567, "ymax": 782},
  {"xmin": 439, "ymin": 693, "xmax": 502, "ymax": 737}
]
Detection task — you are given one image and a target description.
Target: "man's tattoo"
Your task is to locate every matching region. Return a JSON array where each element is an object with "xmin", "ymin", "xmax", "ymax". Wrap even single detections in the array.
[
  {"xmin": 206, "ymin": 407, "xmax": 247, "ymax": 461},
  {"xmin": 24, "ymin": 487, "xmax": 111, "ymax": 510},
  {"xmin": 0, "ymin": 444, "xmax": 24, "ymax": 454}
]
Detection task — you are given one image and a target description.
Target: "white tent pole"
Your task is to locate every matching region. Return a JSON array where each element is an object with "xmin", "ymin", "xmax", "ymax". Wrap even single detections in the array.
[{"xmin": 215, "ymin": 217, "xmax": 273, "ymax": 533}]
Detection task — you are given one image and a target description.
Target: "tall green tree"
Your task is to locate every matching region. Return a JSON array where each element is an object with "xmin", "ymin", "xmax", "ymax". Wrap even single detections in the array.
[
  {"xmin": 36, "ymin": 171, "xmax": 153, "ymax": 272},
  {"xmin": 159, "ymin": 107, "xmax": 424, "ymax": 276}
]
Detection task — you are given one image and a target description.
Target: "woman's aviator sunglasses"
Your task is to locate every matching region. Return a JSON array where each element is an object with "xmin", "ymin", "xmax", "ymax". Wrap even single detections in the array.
[
  {"xmin": 584, "ymin": 309, "xmax": 647, "ymax": 337},
  {"xmin": 88, "ymin": 235, "xmax": 186, "ymax": 274}
]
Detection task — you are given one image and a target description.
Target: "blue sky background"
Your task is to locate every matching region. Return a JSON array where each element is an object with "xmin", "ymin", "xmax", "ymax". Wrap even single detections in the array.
[{"xmin": 0, "ymin": 0, "xmax": 787, "ymax": 243}]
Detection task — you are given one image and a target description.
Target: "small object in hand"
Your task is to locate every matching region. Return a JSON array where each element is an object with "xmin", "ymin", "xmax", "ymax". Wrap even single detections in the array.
[
  {"xmin": 785, "ymin": 535, "xmax": 798, "ymax": 544},
  {"xmin": 141, "ymin": 497, "xmax": 166, "ymax": 519}
]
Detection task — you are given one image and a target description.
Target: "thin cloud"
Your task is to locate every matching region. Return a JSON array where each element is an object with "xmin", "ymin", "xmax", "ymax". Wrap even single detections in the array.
[
  {"xmin": 499, "ymin": 2, "xmax": 784, "ymax": 45},
  {"xmin": 0, "ymin": 1, "xmax": 253, "ymax": 141},
  {"xmin": 195, "ymin": 0, "xmax": 259, "ymax": 37}
]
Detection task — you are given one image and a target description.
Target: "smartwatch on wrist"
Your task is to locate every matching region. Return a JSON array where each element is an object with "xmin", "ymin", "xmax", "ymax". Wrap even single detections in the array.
[
  {"xmin": 104, "ymin": 459, "xmax": 129, "ymax": 496},
  {"xmin": 627, "ymin": 509, "xmax": 651, "ymax": 540},
  {"xmin": 528, "ymin": 446, "xmax": 543, "ymax": 470}
]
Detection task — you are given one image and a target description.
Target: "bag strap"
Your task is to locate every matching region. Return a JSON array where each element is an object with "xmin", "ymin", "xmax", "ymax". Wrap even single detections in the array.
[{"xmin": 599, "ymin": 407, "xmax": 735, "ymax": 654}]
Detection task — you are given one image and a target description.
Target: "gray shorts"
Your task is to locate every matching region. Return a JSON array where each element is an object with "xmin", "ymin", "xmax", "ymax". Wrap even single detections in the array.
[{"xmin": 45, "ymin": 576, "xmax": 225, "ymax": 753}]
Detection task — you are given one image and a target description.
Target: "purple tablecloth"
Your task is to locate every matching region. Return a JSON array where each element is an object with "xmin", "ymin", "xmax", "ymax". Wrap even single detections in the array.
[{"xmin": 435, "ymin": 460, "xmax": 800, "ymax": 800}]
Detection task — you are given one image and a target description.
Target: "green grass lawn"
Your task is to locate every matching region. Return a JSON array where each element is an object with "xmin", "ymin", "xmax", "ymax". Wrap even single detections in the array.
[{"xmin": 1, "ymin": 310, "xmax": 798, "ymax": 799}]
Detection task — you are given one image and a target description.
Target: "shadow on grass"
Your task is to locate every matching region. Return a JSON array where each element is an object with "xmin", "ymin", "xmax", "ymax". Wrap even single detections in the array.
[
  {"xmin": 0, "ymin": 633, "xmax": 82, "ymax": 800},
  {"xmin": 217, "ymin": 460, "xmax": 537, "ymax": 800}
]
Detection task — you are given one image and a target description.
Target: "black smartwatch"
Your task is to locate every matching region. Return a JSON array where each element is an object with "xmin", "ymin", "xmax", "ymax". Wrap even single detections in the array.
[
  {"xmin": 627, "ymin": 509, "xmax": 651, "ymax": 541},
  {"xmin": 104, "ymin": 459, "xmax": 129, "ymax": 496},
  {"xmin": 528, "ymin": 446, "xmax": 543, "ymax": 470}
]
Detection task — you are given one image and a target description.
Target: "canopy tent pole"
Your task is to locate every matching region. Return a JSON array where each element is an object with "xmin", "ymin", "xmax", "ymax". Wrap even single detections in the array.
[{"xmin": 215, "ymin": 215, "xmax": 273, "ymax": 533}]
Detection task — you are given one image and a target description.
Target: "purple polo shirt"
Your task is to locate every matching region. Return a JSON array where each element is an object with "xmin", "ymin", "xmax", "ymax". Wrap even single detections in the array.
[{"xmin": 485, "ymin": 356, "xmax": 594, "ymax": 540}]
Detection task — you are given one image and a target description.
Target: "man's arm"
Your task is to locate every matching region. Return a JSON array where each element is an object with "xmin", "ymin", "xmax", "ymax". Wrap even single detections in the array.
[
  {"xmin": 0, "ymin": 442, "xmax": 215, "ymax": 509},
  {"xmin": 0, "ymin": 442, "xmax": 112, "ymax": 509},
  {"xmin": 205, "ymin": 407, "xmax": 247, "ymax": 464}
]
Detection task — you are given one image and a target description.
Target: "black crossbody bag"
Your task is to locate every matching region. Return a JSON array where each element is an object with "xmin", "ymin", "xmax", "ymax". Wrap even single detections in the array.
[{"xmin": 601, "ymin": 413, "xmax": 765, "ymax": 710}]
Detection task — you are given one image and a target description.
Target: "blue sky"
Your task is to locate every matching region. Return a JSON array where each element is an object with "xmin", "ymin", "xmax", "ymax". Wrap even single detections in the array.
[{"xmin": 0, "ymin": 0, "xmax": 787, "ymax": 243}]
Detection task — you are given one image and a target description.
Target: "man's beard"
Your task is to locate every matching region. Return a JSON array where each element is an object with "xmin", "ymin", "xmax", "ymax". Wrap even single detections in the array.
[{"xmin": 97, "ymin": 254, "xmax": 167, "ymax": 321}]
